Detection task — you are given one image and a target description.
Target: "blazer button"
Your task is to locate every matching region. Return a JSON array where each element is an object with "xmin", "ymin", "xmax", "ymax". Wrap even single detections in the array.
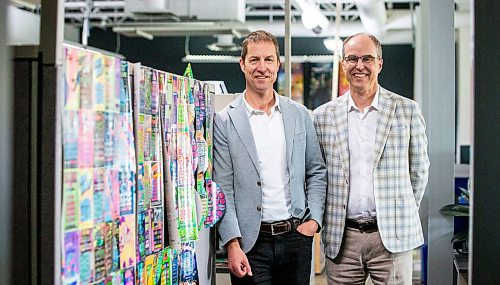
[
  {"xmin": 257, "ymin": 181, "xmax": 262, "ymax": 186},
  {"xmin": 256, "ymin": 206, "xmax": 262, "ymax": 211}
]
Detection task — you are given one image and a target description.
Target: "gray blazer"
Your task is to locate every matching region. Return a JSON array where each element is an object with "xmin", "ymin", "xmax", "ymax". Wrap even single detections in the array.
[{"xmin": 213, "ymin": 93, "xmax": 327, "ymax": 253}]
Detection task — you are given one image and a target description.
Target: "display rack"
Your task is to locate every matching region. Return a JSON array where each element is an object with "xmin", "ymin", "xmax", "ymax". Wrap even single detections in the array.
[{"xmin": 60, "ymin": 44, "xmax": 224, "ymax": 285}]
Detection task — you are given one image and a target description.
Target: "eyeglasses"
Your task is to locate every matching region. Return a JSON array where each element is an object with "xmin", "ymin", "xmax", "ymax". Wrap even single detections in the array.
[{"xmin": 343, "ymin": 55, "xmax": 379, "ymax": 65}]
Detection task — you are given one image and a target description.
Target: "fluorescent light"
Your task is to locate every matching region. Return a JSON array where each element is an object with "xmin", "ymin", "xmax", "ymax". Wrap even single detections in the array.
[
  {"xmin": 182, "ymin": 54, "xmax": 335, "ymax": 63},
  {"xmin": 136, "ymin": 29, "xmax": 153, "ymax": 40},
  {"xmin": 182, "ymin": 55, "xmax": 241, "ymax": 63}
]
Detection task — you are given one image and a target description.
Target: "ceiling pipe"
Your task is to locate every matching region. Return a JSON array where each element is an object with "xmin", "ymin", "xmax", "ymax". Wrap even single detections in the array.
[
  {"xmin": 246, "ymin": 21, "xmax": 413, "ymax": 44},
  {"xmin": 354, "ymin": 0, "xmax": 387, "ymax": 38}
]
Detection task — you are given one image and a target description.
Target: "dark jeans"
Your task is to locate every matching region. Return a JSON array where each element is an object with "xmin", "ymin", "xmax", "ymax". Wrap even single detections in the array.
[{"xmin": 230, "ymin": 230, "xmax": 314, "ymax": 285}]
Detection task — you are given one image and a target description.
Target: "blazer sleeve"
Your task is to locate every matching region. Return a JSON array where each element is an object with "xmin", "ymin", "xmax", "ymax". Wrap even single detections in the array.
[
  {"xmin": 409, "ymin": 102, "xmax": 430, "ymax": 207},
  {"xmin": 213, "ymin": 111, "xmax": 242, "ymax": 246},
  {"xmin": 303, "ymin": 108, "xmax": 327, "ymax": 228}
]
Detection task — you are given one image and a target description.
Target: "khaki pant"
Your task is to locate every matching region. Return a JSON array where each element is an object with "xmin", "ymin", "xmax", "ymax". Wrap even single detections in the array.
[{"xmin": 326, "ymin": 227, "xmax": 413, "ymax": 285}]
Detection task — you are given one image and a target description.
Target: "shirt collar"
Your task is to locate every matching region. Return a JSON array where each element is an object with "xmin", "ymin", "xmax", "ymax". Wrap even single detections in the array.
[
  {"xmin": 348, "ymin": 86, "xmax": 380, "ymax": 112},
  {"xmin": 243, "ymin": 90, "xmax": 281, "ymax": 117}
]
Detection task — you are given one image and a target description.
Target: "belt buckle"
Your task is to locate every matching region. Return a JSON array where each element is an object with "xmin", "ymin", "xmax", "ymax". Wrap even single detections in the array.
[
  {"xmin": 359, "ymin": 220, "xmax": 375, "ymax": 233},
  {"xmin": 270, "ymin": 222, "xmax": 283, "ymax": 235},
  {"xmin": 359, "ymin": 222, "xmax": 368, "ymax": 232},
  {"xmin": 270, "ymin": 221, "xmax": 288, "ymax": 235},
  {"xmin": 271, "ymin": 224, "xmax": 277, "ymax": 235}
]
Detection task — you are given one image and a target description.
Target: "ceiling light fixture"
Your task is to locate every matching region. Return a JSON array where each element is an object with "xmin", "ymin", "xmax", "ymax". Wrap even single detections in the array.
[
  {"xmin": 323, "ymin": 37, "xmax": 343, "ymax": 55},
  {"xmin": 295, "ymin": 0, "xmax": 329, "ymax": 34},
  {"xmin": 207, "ymin": 35, "xmax": 242, "ymax": 52}
]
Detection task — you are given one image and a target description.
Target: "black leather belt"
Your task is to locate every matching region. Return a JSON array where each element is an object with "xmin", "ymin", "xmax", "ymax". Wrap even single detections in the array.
[
  {"xmin": 346, "ymin": 219, "xmax": 378, "ymax": 233},
  {"xmin": 260, "ymin": 218, "xmax": 301, "ymax": 235}
]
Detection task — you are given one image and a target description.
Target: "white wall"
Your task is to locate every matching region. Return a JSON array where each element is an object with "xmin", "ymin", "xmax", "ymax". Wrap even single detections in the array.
[
  {"xmin": 7, "ymin": 5, "xmax": 40, "ymax": 45},
  {"xmin": 456, "ymin": 26, "xmax": 472, "ymax": 163},
  {"xmin": 0, "ymin": 0, "xmax": 13, "ymax": 283}
]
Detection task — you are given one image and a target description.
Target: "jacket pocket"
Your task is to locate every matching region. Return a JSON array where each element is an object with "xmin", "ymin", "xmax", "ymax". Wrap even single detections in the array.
[{"xmin": 395, "ymin": 195, "xmax": 419, "ymax": 240}]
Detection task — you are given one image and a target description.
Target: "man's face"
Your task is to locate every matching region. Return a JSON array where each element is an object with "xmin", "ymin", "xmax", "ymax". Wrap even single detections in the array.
[
  {"xmin": 240, "ymin": 40, "xmax": 280, "ymax": 94},
  {"xmin": 341, "ymin": 35, "xmax": 383, "ymax": 94}
]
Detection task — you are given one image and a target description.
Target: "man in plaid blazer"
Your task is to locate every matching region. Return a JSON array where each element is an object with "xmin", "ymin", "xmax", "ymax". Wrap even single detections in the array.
[{"xmin": 313, "ymin": 33, "xmax": 429, "ymax": 284}]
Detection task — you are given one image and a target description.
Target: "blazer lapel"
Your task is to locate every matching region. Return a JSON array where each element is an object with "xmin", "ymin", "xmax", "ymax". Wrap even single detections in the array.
[
  {"xmin": 373, "ymin": 88, "xmax": 396, "ymax": 168},
  {"xmin": 331, "ymin": 95, "xmax": 350, "ymax": 180},
  {"xmin": 227, "ymin": 95, "xmax": 261, "ymax": 174},
  {"xmin": 279, "ymin": 96, "xmax": 296, "ymax": 167}
]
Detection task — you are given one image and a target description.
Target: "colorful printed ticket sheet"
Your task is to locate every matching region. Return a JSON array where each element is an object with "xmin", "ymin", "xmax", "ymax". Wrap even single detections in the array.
[{"xmin": 61, "ymin": 46, "xmax": 221, "ymax": 284}]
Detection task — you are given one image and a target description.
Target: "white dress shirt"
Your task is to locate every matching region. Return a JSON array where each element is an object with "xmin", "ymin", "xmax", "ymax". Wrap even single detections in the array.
[
  {"xmin": 243, "ymin": 93, "xmax": 291, "ymax": 222},
  {"xmin": 347, "ymin": 89, "xmax": 379, "ymax": 220}
]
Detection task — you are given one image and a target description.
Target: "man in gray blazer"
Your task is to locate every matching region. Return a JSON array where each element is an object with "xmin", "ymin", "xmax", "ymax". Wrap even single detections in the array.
[
  {"xmin": 213, "ymin": 30, "xmax": 327, "ymax": 285},
  {"xmin": 314, "ymin": 33, "xmax": 430, "ymax": 284}
]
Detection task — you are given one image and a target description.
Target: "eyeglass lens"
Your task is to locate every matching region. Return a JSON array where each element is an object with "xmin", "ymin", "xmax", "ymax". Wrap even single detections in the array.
[{"xmin": 344, "ymin": 55, "xmax": 376, "ymax": 64}]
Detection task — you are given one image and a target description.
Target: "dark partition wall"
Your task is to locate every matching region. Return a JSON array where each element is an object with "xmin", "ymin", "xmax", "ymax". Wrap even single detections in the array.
[
  {"xmin": 472, "ymin": 1, "xmax": 500, "ymax": 284},
  {"xmin": 12, "ymin": 51, "xmax": 39, "ymax": 285},
  {"xmin": 88, "ymin": 30, "xmax": 245, "ymax": 93},
  {"xmin": 88, "ymin": 29, "xmax": 414, "ymax": 99}
]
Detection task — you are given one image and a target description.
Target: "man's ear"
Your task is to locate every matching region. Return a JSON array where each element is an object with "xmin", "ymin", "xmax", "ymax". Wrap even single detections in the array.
[
  {"xmin": 341, "ymin": 59, "xmax": 348, "ymax": 73},
  {"xmin": 239, "ymin": 58, "xmax": 245, "ymax": 72}
]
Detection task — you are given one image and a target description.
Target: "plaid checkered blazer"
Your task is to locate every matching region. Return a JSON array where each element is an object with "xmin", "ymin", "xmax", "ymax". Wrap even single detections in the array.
[{"xmin": 313, "ymin": 87, "xmax": 430, "ymax": 258}]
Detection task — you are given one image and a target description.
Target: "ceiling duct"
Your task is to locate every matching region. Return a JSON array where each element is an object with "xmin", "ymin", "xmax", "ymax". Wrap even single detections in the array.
[
  {"xmin": 117, "ymin": 0, "xmax": 249, "ymax": 37},
  {"xmin": 124, "ymin": 0, "xmax": 173, "ymax": 14},
  {"xmin": 112, "ymin": 22, "xmax": 252, "ymax": 38},
  {"xmin": 354, "ymin": 0, "xmax": 387, "ymax": 38},
  {"xmin": 124, "ymin": 0, "xmax": 246, "ymax": 22},
  {"xmin": 207, "ymin": 35, "xmax": 241, "ymax": 52}
]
